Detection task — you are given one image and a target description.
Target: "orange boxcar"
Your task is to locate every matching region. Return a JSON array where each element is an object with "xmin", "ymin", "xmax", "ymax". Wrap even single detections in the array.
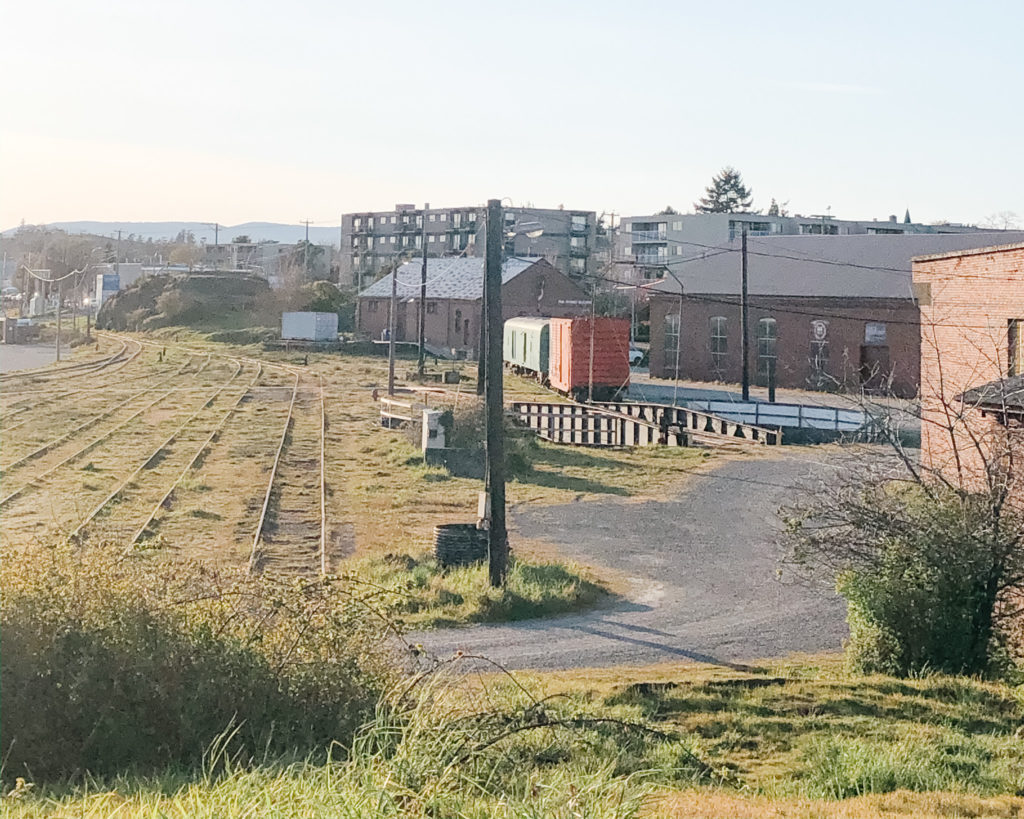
[{"xmin": 548, "ymin": 317, "xmax": 631, "ymax": 401}]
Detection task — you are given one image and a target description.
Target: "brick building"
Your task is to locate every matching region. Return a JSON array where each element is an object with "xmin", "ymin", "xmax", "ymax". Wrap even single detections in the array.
[
  {"xmin": 912, "ymin": 242, "xmax": 1024, "ymax": 498},
  {"xmin": 647, "ymin": 233, "xmax": 1024, "ymax": 399},
  {"xmin": 356, "ymin": 257, "xmax": 590, "ymax": 356}
]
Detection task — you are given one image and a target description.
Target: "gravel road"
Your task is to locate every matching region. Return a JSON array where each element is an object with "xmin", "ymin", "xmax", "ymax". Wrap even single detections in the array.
[{"xmin": 414, "ymin": 451, "xmax": 850, "ymax": 670}]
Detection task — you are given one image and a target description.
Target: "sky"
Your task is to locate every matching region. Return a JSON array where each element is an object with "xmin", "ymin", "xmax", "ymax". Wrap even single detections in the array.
[{"xmin": 2, "ymin": 0, "xmax": 1022, "ymax": 230}]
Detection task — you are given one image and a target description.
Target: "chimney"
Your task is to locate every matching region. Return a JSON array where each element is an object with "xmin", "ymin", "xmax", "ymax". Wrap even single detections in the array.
[{"xmin": 888, "ymin": 214, "xmax": 897, "ymax": 223}]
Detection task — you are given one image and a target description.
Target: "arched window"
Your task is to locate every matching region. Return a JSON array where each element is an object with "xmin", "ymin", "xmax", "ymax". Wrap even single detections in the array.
[
  {"xmin": 664, "ymin": 312, "xmax": 680, "ymax": 376},
  {"xmin": 757, "ymin": 317, "xmax": 777, "ymax": 386},
  {"xmin": 710, "ymin": 316, "xmax": 727, "ymax": 373}
]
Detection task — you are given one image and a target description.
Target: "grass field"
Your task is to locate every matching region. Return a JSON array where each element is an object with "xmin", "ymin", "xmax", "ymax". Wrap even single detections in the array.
[
  {"xmin": 0, "ymin": 330, "xmax": 710, "ymax": 621},
  {"xmin": 4, "ymin": 656, "xmax": 1021, "ymax": 819}
]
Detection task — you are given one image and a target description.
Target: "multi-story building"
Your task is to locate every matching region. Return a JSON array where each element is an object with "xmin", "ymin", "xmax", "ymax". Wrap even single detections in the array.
[
  {"xmin": 201, "ymin": 241, "xmax": 332, "ymax": 282},
  {"xmin": 616, "ymin": 212, "xmax": 1001, "ymax": 285},
  {"xmin": 341, "ymin": 204, "xmax": 597, "ymax": 289}
]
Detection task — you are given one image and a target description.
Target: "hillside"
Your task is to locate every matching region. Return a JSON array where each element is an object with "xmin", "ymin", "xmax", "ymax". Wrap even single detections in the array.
[{"xmin": 1, "ymin": 221, "xmax": 341, "ymax": 246}]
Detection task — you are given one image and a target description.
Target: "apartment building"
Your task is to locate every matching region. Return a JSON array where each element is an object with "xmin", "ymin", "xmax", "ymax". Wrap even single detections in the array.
[
  {"xmin": 201, "ymin": 241, "xmax": 332, "ymax": 282},
  {"xmin": 341, "ymin": 204, "xmax": 597, "ymax": 289},
  {"xmin": 615, "ymin": 212, "xmax": 999, "ymax": 284}
]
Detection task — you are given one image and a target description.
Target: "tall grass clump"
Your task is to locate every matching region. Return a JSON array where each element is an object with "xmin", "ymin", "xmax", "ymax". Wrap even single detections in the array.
[{"xmin": 1, "ymin": 544, "xmax": 395, "ymax": 782}]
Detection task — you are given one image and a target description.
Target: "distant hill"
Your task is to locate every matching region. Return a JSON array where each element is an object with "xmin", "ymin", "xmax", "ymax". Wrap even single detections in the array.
[{"xmin": 1, "ymin": 221, "xmax": 341, "ymax": 246}]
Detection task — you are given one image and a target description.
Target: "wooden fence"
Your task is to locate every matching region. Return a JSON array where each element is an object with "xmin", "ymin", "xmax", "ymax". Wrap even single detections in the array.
[{"xmin": 510, "ymin": 400, "xmax": 782, "ymax": 448}]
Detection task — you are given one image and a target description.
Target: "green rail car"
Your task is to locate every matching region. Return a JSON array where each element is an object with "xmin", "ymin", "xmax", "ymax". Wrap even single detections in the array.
[{"xmin": 503, "ymin": 317, "xmax": 551, "ymax": 380}]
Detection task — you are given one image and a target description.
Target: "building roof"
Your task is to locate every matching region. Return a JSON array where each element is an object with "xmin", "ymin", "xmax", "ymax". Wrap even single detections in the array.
[
  {"xmin": 358, "ymin": 257, "xmax": 539, "ymax": 300},
  {"xmin": 646, "ymin": 232, "xmax": 1024, "ymax": 299},
  {"xmin": 958, "ymin": 375, "xmax": 1024, "ymax": 413},
  {"xmin": 912, "ymin": 240, "xmax": 1024, "ymax": 263}
]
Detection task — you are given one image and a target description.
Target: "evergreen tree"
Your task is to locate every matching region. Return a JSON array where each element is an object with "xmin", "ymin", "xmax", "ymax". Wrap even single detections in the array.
[{"xmin": 694, "ymin": 167, "xmax": 753, "ymax": 213}]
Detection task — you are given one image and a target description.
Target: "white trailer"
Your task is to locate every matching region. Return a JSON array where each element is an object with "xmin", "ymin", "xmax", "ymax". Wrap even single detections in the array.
[{"xmin": 281, "ymin": 311, "xmax": 338, "ymax": 341}]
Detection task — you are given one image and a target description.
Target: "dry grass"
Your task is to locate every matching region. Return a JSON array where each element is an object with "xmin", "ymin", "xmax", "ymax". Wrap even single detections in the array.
[{"xmin": 647, "ymin": 789, "xmax": 1024, "ymax": 819}]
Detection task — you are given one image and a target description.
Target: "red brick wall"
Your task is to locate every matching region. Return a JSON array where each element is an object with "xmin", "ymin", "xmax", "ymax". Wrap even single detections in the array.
[
  {"xmin": 913, "ymin": 244, "xmax": 1024, "ymax": 495},
  {"xmin": 648, "ymin": 294, "xmax": 921, "ymax": 398},
  {"xmin": 356, "ymin": 260, "xmax": 589, "ymax": 354}
]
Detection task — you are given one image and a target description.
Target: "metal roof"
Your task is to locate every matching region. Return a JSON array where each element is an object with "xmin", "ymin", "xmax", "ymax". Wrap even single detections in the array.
[
  {"xmin": 357, "ymin": 257, "xmax": 538, "ymax": 300},
  {"xmin": 958, "ymin": 374, "xmax": 1024, "ymax": 412},
  {"xmin": 646, "ymin": 232, "xmax": 1024, "ymax": 299}
]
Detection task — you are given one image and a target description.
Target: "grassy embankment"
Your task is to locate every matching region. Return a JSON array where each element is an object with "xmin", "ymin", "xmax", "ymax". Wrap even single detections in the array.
[{"xmin": 4, "ymin": 655, "xmax": 1022, "ymax": 819}]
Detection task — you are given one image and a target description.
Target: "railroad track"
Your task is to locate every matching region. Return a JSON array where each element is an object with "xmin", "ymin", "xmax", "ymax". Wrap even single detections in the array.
[
  {"xmin": 0, "ymin": 355, "xmax": 203, "ymax": 473},
  {"xmin": 0, "ymin": 336, "xmax": 135, "ymax": 386},
  {"xmin": 69, "ymin": 360, "xmax": 249, "ymax": 544},
  {"xmin": 127, "ymin": 364, "xmax": 265, "ymax": 548},
  {"xmin": 0, "ymin": 356, "xmax": 212, "ymax": 513},
  {"xmin": 248, "ymin": 372, "xmax": 327, "ymax": 576}
]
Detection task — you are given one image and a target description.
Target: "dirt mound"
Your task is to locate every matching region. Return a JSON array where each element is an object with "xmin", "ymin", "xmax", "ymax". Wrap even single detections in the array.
[{"xmin": 97, "ymin": 273, "xmax": 270, "ymax": 331}]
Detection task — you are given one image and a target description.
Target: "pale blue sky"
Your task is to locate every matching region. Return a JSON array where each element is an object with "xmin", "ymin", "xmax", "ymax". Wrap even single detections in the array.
[{"xmin": 3, "ymin": 0, "xmax": 1022, "ymax": 228}]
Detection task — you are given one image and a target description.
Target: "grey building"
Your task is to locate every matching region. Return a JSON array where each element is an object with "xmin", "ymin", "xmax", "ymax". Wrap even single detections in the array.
[
  {"xmin": 341, "ymin": 204, "xmax": 597, "ymax": 289},
  {"xmin": 615, "ymin": 211, "xmax": 1002, "ymax": 284}
]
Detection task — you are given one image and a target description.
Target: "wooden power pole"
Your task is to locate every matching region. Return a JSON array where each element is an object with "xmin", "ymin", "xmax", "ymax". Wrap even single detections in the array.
[
  {"xmin": 740, "ymin": 225, "xmax": 750, "ymax": 402},
  {"xmin": 418, "ymin": 202, "xmax": 428, "ymax": 376},
  {"xmin": 483, "ymin": 198, "xmax": 507, "ymax": 587}
]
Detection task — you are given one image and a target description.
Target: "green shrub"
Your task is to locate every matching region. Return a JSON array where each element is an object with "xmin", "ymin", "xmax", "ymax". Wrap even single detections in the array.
[
  {"xmin": 0, "ymin": 545, "xmax": 394, "ymax": 781},
  {"xmin": 785, "ymin": 483, "xmax": 1024, "ymax": 678}
]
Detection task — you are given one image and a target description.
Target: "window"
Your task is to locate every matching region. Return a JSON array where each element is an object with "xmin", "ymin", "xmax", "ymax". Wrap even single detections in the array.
[
  {"xmin": 436, "ymin": 213, "xmax": 447, "ymax": 222},
  {"xmin": 570, "ymin": 257, "xmax": 586, "ymax": 273},
  {"xmin": 368, "ymin": 300, "xmax": 379, "ymax": 313},
  {"xmin": 367, "ymin": 237, "xmax": 374, "ymax": 249},
  {"xmin": 428, "ymin": 235, "xmax": 435, "ymax": 243},
  {"xmin": 809, "ymin": 320, "xmax": 829, "ymax": 387},
  {"xmin": 426, "ymin": 301, "xmax": 437, "ymax": 315},
  {"xmin": 367, "ymin": 217, "xmax": 374, "ymax": 229},
  {"xmin": 710, "ymin": 316, "xmax": 727, "ymax": 372},
  {"xmin": 1011, "ymin": 319, "xmax": 1024, "ymax": 376},
  {"xmin": 353, "ymin": 217, "xmax": 362, "ymax": 229},
  {"xmin": 390, "ymin": 215, "xmax": 397, "ymax": 224},
  {"xmin": 864, "ymin": 322, "xmax": 887, "ymax": 345},
  {"xmin": 664, "ymin": 312, "xmax": 680, "ymax": 374},
  {"xmin": 672, "ymin": 220, "xmax": 683, "ymax": 231},
  {"xmin": 570, "ymin": 236, "xmax": 585, "ymax": 247},
  {"xmin": 757, "ymin": 317, "xmax": 777, "ymax": 386},
  {"xmin": 389, "ymin": 236, "xmax": 397, "ymax": 244},
  {"xmin": 454, "ymin": 309, "xmax": 462, "ymax": 332}
]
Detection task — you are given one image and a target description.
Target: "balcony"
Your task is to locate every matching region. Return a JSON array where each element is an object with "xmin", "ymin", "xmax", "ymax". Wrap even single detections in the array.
[
  {"xmin": 635, "ymin": 252, "xmax": 667, "ymax": 265},
  {"xmin": 570, "ymin": 221, "xmax": 589, "ymax": 235},
  {"xmin": 631, "ymin": 229, "xmax": 667, "ymax": 242},
  {"xmin": 569, "ymin": 244, "xmax": 589, "ymax": 257}
]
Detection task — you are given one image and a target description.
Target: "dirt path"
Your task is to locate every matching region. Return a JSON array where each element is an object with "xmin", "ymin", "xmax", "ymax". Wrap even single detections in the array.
[{"xmin": 415, "ymin": 450, "xmax": 851, "ymax": 669}]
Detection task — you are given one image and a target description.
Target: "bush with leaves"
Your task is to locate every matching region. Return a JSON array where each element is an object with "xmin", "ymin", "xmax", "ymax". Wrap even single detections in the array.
[
  {"xmin": 0, "ymin": 544, "xmax": 396, "ymax": 781},
  {"xmin": 784, "ymin": 479, "xmax": 1024, "ymax": 677}
]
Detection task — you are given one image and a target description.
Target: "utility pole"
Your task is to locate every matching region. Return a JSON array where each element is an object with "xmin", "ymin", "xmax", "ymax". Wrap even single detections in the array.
[
  {"xmin": 483, "ymin": 198, "xmax": 507, "ymax": 587},
  {"xmin": 115, "ymin": 230, "xmax": 122, "ymax": 280},
  {"xmin": 301, "ymin": 220, "xmax": 311, "ymax": 275},
  {"xmin": 55, "ymin": 281, "xmax": 62, "ymax": 362},
  {"xmin": 587, "ymin": 277, "xmax": 596, "ymax": 403},
  {"xmin": 418, "ymin": 202, "xmax": 428, "ymax": 376},
  {"xmin": 387, "ymin": 258, "xmax": 398, "ymax": 395},
  {"xmin": 740, "ymin": 225, "xmax": 750, "ymax": 402}
]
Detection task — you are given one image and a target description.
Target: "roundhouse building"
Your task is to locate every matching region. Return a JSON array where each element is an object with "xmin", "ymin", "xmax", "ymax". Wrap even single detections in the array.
[{"xmin": 646, "ymin": 232, "xmax": 1024, "ymax": 399}]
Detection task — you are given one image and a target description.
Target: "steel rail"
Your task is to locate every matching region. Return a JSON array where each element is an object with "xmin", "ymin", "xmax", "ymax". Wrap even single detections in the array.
[
  {"xmin": 70, "ymin": 360, "xmax": 245, "ymax": 542},
  {"xmin": 0, "ymin": 337, "xmax": 131, "ymax": 384},
  {"xmin": 247, "ymin": 371, "xmax": 300, "ymax": 574},
  {"xmin": 0, "ymin": 356, "xmax": 203, "ymax": 510},
  {"xmin": 0, "ymin": 354, "xmax": 203, "ymax": 468},
  {"xmin": 319, "ymin": 374, "xmax": 327, "ymax": 575},
  {"xmin": 127, "ymin": 362, "xmax": 263, "ymax": 548}
]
